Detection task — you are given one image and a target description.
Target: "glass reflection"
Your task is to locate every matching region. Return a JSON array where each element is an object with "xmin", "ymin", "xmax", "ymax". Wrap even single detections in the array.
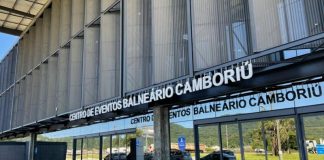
[
  {"xmin": 137, "ymin": 126, "xmax": 154, "ymax": 160},
  {"xmin": 126, "ymin": 133, "xmax": 137, "ymax": 158},
  {"xmin": 83, "ymin": 139, "xmax": 88, "ymax": 160},
  {"xmin": 76, "ymin": 139, "xmax": 82, "ymax": 160},
  {"xmin": 242, "ymin": 121, "xmax": 265, "ymax": 160},
  {"xmin": 102, "ymin": 136, "xmax": 111, "ymax": 160},
  {"xmin": 38, "ymin": 134, "xmax": 73, "ymax": 160},
  {"xmin": 221, "ymin": 123, "xmax": 241, "ymax": 160},
  {"xmin": 198, "ymin": 124, "xmax": 220, "ymax": 159},
  {"xmin": 170, "ymin": 121, "xmax": 195, "ymax": 159},
  {"xmin": 304, "ymin": 115, "xmax": 324, "ymax": 160},
  {"xmin": 264, "ymin": 118, "xmax": 299, "ymax": 160}
]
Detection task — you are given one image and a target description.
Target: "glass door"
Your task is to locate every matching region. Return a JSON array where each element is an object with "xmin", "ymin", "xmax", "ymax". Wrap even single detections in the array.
[
  {"xmin": 195, "ymin": 117, "xmax": 300, "ymax": 160},
  {"xmin": 76, "ymin": 139, "xmax": 82, "ymax": 160},
  {"xmin": 221, "ymin": 123, "xmax": 241, "ymax": 160},
  {"xmin": 242, "ymin": 118, "xmax": 300, "ymax": 160},
  {"xmin": 263, "ymin": 118, "xmax": 299, "ymax": 160},
  {"xmin": 102, "ymin": 132, "xmax": 137, "ymax": 160},
  {"xmin": 197, "ymin": 124, "xmax": 221, "ymax": 159},
  {"xmin": 102, "ymin": 136, "xmax": 111, "ymax": 160},
  {"xmin": 195, "ymin": 122, "xmax": 241, "ymax": 160},
  {"xmin": 111, "ymin": 134, "xmax": 127, "ymax": 160},
  {"xmin": 126, "ymin": 133, "xmax": 137, "ymax": 158},
  {"xmin": 302, "ymin": 114, "xmax": 324, "ymax": 160},
  {"xmin": 242, "ymin": 121, "xmax": 266, "ymax": 160}
]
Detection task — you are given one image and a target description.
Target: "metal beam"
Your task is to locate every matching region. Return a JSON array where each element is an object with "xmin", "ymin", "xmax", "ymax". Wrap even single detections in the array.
[
  {"xmin": 0, "ymin": 5, "xmax": 35, "ymax": 18},
  {"xmin": 152, "ymin": 52, "xmax": 324, "ymax": 107},
  {"xmin": 0, "ymin": 26, "xmax": 22, "ymax": 36}
]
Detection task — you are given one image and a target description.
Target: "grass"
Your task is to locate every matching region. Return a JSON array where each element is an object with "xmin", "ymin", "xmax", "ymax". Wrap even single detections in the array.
[
  {"xmin": 66, "ymin": 152, "xmax": 324, "ymax": 160},
  {"xmin": 192, "ymin": 152, "xmax": 324, "ymax": 160}
]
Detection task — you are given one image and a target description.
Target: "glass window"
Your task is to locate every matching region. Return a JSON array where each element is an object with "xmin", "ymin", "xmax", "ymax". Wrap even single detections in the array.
[
  {"xmin": 263, "ymin": 118, "xmax": 299, "ymax": 160},
  {"xmin": 242, "ymin": 121, "xmax": 266, "ymax": 160},
  {"xmin": 137, "ymin": 126, "xmax": 154, "ymax": 160},
  {"xmin": 82, "ymin": 137, "xmax": 100, "ymax": 160},
  {"xmin": 83, "ymin": 138, "xmax": 88, "ymax": 160},
  {"xmin": 102, "ymin": 136, "xmax": 111, "ymax": 160},
  {"xmin": 170, "ymin": 121, "xmax": 195, "ymax": 159},
  {"xmin": 92, "ymin": 137, "xmax": 101, "ymax": 160},
  {"xmin": 76, "ymin": 139, "xmax": 82, "ymax": 160},
  {"xmin": 303, "ymin": 115, "xmax": 324, "ymax": 160},
  {"xmin": 221, "ymin": 123, "xmax": 241, "ymax": 160},
  {"xmin": 37, "ymin": 134, "xmax": 73, "ymax": 160},
  {"xmin": 192, "ymin": 0, "xmax": 250, "ymax": 70},
  {"xmin": 198, "ymin": 124, "xmax": 220, "ymax": 159},
  {"xmin": 242, "ymin": 118, "xmax": 299, "ymax": 160},
  {"xmin": 111, "ymin": 135, "xmax": 127, "ymax": 160},
  {"xmin": 124, "ymin": 0, "xmax": 189, "ymax": 92},
  {"xmin": 126, "ymin": 133, "xmax": 137, "ymax": 158}
]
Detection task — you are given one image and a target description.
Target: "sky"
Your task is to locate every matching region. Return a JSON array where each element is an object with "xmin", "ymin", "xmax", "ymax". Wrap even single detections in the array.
[{"xmin": 0, "ymin": 32, "xmax": 19, "ymax": 62}]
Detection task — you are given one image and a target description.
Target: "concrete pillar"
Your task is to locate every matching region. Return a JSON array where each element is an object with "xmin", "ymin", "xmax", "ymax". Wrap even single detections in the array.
[
  {"xmin": 82, "ymin": 0, "xmax": 100, "ymax": 106},
  {"xmin": 68, "ymin": 0, "xmax": 85, "ymax": 110},
  {"xmin": 28, "ymin": 133, "xmax": 37, "ymax": 160},
  {"xmin": 57, "ymin": 0, "xmax": 71, "ymax": 114},
  {"xmin": 47, "ymin": 0, "xmax": 61, "ymax": 117},
  {"xmin": 153, "ymin": 106, "xmax": 171, "ymax": 160}
]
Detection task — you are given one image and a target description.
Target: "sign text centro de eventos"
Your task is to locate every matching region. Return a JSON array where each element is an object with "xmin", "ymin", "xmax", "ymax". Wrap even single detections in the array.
[{"xmin": 69, "ymin": 62, "xmax": 254, "ymax": 121}]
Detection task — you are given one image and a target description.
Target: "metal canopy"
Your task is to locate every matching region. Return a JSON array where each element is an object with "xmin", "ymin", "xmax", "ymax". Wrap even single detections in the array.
[{"xmin": 0, "ymin": 0, "xmax": 50, "ymax": 36}]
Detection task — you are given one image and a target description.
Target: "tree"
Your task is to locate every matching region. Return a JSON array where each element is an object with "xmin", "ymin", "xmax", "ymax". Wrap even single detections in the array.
[{"xmin": 249, "ymin": 119, "xmax": 297, "ymax": 156}]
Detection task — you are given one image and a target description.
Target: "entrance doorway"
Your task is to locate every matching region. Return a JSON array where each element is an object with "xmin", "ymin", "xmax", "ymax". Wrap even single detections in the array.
[
  {"xmin": 74, "ymin": 132, "xmax": 136, "ymax": 160},
  {"xmin": 102, "ymin": 133, "xmax": 136, "ymax": 160},
  {"xmin": 194, "ymin": 117, "xmax": 300, "ymax": 160},
  {"xmin": 302, "ymin": 114, "xmax": 324, "ymax": 160}
]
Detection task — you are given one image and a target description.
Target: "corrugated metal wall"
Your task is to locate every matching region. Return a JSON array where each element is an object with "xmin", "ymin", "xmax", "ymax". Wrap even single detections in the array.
[
  {"xmin": 249, "ymin": 0, "xmax": 324, "ymax": 52},
  {"xmin": 99, "ymin": 0, "xmax": 121, "ymax": 101},
  {"xmin": 192, "ymin": 0, "xmax": 250, "ymax": 71},
  {"xmin": 0, "ymin": 0, "xmax": 323, "ymax": 132},
  {"xmin": 124, "ymin": 0, "xmax": 189, "ymax": 92}
]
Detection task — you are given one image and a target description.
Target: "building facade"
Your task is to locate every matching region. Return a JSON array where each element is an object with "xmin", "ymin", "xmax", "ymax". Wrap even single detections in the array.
[{"xmin": 0, "ymin": 0, "xmax": 324, "ymax": 160}]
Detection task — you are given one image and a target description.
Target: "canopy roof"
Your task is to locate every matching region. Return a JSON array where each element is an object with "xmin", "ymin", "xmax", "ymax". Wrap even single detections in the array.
[{"xmin": 0, "ymin": 0, "xmax": 50, "ymax": 36}]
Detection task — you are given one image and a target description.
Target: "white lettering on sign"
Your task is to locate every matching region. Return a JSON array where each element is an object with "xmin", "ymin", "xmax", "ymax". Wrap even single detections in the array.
[{"xmin": 69, "ymin": 62, "xmax": 254, "ymax": 121}]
